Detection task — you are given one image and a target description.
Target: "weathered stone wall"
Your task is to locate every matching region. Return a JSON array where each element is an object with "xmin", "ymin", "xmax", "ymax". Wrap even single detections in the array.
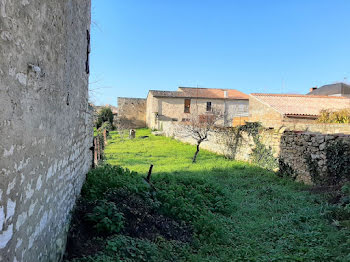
[
  {"xmin": 146, "ymin": 93, "xmax": 158, "ymax": 129},
  {"xmin": 0, "ymin": 1, "xmax": 92, "ymax": 261},
  {"xmin": 279, "ymin": 132, "xmax": 350, "ymax": 184},
  {"xmin": 280, "ymin": 121, "xmax": 350, "ymax": 134},
  {"xmin": 249, "ymin": 95, "xmax": 283, "ymax": 128},
  {"xmin": 159, "ymin": 121, "xmax": 349, "ymax": 184},
  {"xmin": 117, "ymin": 97, "xmax": 146, "ymax": 128}
]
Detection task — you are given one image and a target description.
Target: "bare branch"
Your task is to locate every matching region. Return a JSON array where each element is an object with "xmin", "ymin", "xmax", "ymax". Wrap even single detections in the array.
[{"xmin": 176, "ymin": 109, "xmax": 223, "ymax": 163}]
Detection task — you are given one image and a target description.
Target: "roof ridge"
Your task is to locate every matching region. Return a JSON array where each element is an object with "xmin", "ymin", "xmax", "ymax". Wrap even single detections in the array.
[
  {"xmin": 179, "ymin": 87, "xmax": 242, "ymax": 91},
  {"xmin": 250, "ymin": 93, "xmax": 350, "ymax": 99}
]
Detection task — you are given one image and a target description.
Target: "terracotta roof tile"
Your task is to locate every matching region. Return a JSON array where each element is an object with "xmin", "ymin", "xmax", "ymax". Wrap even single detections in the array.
[
  {"xmin": 150, "ymin": 87, "xmax": 248, "ymax": 100},
  {"xmin": 250, "ymin": 93, "xmax": 350, "ymax": 116}
]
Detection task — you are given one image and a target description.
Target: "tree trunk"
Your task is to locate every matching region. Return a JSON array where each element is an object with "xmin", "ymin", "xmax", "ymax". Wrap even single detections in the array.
[{"xmin": 192, "ymin": 143, "xmax": 201, "ymax": 163}]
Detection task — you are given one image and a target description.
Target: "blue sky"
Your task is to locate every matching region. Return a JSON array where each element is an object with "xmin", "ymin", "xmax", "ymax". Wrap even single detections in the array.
[{"xmin": 90, "ymin": 0, "xmax": 350, "ymax": 106}]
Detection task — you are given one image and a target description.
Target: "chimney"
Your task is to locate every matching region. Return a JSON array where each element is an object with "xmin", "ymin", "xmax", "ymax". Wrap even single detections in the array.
[
  {"xmin": 224, "ymin": 90, "xmax": 228, "ymax": 98},
  {"xmin": 309, "ymin": 87, "xmax": 317, "ymax": 92}
]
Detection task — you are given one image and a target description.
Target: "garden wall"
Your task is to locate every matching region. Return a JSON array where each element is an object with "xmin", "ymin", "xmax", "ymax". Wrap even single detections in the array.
[
  {"xmin": 159, "ymin": 121, "xmax": 350, "ymax": 184},
  {"xmin": 279, "ymin": 131, "xmax": 350, "ymax": 184},
  {"xmin": 0, "ymin": 1, "xmax": 92, "ymax": 261},
  {"xmin": 117, "ymin": 97, "xmax": 146, "ymax": 128}
]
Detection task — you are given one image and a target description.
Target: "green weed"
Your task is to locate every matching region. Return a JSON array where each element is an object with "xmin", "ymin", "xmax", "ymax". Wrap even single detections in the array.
[{"xmin": 67, "ymin": 129, "xmax": 350, "ymax": 262}]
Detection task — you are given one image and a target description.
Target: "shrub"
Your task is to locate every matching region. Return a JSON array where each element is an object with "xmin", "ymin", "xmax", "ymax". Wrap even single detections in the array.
[
  {"xmin": 86, "ymin": 200, "xmax": 124, "ymax": 234},
  {"xmin": 317, "ymin": 108, "xmax": 350, "ymax": 123},
  {"xmin": 81, "ymin": 165, "xmax": 146, "ymax": 201},
  {"xmin": 100, "ymin": 121, "xmax": 113, "ymax": 132},
  {"xmin": 96, "ymin": 107, "xmax": 114, "ymax": 129}
]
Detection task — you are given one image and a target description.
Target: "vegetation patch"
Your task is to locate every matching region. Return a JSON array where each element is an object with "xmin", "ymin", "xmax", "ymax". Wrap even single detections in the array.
[
  {"xmin": 65, "ymin": 166, "xmax": 193, "ymax": 261},
  {"xmin": 306, "ymin": 139, "xmax": 350, "ymax": 186},
  {"xmin": 220, "ymin": 122, "xmax": 278, "ymax": 170},
  {"xmin": 65, "ymin": 129, "xmax": 350, "ymax": 261},
  {"xmin": 317, "ymin": 108, "xmax": 350, "ymax": 123}
]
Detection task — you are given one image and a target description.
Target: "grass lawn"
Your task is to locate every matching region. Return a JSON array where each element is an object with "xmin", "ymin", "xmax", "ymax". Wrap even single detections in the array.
[{"xmin": 66, "ymin": 129, "xmax": 350, "ymax": 262}]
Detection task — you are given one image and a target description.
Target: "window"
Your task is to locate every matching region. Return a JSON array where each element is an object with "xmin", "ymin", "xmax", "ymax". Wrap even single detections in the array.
[
  {"xmin": 184, "ymin": 99, "xmax": 191, "ymax": 113},
  {"xmin": 206, "ymin": 102, "xmax": 212, "ymax": 112}
]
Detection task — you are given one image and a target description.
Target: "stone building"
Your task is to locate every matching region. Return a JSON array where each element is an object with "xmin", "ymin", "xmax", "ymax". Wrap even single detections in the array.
[
  {"xmin": 146, "ymin": 87, "xmax": 249, "ymax": 129},
  {"xmin": 249, "ymin": 93, "xmax": 350, "ymax": 128},
  {"xmin": 117, "ymin": 97, "xmax": 146, "ymax": 128},
  {"xmin": 0, "ymin": 1, "xmax": 92, "ymax": 261}
]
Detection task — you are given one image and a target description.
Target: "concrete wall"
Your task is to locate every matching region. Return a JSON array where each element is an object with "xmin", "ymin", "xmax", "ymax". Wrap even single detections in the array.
[
  {"xmin": 146, "ymin": 93, "xmax": 248, "ymax": 129},
  {"xmin": 117, "ymin": 97, "xmax": 146, "ymax": 128},
  {"xmin": 0, "ymin": 1, "xmax": 92, "ymax": 261}
]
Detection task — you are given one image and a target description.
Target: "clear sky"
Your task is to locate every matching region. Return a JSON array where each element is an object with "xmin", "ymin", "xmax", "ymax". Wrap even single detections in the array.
[{"xmin": 90, "ymin": 0, "xmax": 350, "ymax": 106}]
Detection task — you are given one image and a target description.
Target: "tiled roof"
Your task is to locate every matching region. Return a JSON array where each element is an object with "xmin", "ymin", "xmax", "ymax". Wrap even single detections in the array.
[
  {"xmin": 149, "ymin": 87, "xmax": 249, "ymax": 100},
  {"xmin": 250, "ymin": 93, "xmax": 350, "ymax": 116}
]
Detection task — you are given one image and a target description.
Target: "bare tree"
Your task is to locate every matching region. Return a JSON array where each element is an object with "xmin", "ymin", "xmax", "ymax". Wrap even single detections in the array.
[{"xmin": 177, "ymin": 110, "xmax": 222, "ymax": 163}]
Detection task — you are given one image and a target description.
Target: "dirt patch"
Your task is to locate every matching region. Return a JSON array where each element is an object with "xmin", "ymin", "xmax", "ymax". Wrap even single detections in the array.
[
  {"xmin": 107, "ymin": 188, "xmax": 193, "ymax": 242},
  {"xmin": 64, "ymin": 188, "xmax": 192, "ymax": 260},
  {"xmin": 64, "ymin": 200, "xmax": 105, "ymax": 260}
]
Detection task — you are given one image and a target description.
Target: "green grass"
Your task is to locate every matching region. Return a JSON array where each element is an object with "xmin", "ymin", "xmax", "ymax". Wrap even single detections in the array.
[{"xmin": 71, "ymin": 129, "xmax": 350, "ymax": 262}]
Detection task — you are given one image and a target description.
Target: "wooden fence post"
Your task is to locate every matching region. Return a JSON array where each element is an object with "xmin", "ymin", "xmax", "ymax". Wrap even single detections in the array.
[
  {"xmin": 94, "ymin": 137, "xmax": 98, "ymax": 166},
  {"xmin": 103, "ymin": 129, "xmax": 107, "ymax": 146},
  {"xmin": 97, "ymin": 136, "xmax": 100, "ymax": 161}
]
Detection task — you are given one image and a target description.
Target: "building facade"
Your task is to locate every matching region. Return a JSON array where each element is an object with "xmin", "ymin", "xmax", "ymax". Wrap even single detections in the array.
[
  {"xmin": 146, "ymin": 87, "xmax": 249, "ymax": 129},
  {"xmin": 249, "ymin": 93, "xmax": 350, "ymax": 128}
]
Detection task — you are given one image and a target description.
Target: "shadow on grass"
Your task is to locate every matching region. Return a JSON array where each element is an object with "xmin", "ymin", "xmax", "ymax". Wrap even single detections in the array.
[{"xmin": 64, "ymin": 164, "xmax": 349, "ymax": 262}]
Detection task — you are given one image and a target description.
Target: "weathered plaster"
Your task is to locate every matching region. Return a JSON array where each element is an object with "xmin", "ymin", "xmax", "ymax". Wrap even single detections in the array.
[{"xmin": 0, "ymin": 1, "xmax": 92, "ymax": 261}]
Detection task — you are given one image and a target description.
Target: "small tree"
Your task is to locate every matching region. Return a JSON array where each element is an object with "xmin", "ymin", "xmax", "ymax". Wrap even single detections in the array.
[
  {"xmin": 96, "ymin": 107, "xmax": 114, "ymax": 129},
  {"xmin": 178, "ymin": 110, "xmax": 222, "ymax": 163}
]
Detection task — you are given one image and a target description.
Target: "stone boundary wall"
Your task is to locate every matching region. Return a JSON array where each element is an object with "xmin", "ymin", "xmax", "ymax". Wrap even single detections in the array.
[
  {"xmin": 279, "ymin": 131, "xmax": 350, "ymax": 184},
  {"xmin": 281, "ymin": 121, "xmax": 350, "ymax": 135},
  {"xmin": 159, "ymin": 120, "xmax": 350, "ymax": 184},
  {"xmin": 0, "ymin": 1, "xmax": 92, "ymax": 261},
  {"xmin": 117, "ymin": 97, "xmax": 146, "ymax": 128}
]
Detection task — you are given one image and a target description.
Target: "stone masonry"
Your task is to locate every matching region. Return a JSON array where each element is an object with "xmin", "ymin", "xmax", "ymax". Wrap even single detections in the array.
[
  {"xmin": 117, "ymin": 97, "xmax": 146, "ymax": 128},
  {"xmin": 0, "ymin": 1, "xmax": 92, "ymax": 261},
  {"xmin": 159, "ymin": 121, "xmax": 350, "ymax": 184}
]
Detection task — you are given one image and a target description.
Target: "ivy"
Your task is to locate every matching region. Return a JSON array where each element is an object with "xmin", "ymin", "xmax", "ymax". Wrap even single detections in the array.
[
  {"xmin": 306, "ymin": 139, "xmax": 350, "ymax": 186},
  {"xmin": 325, "ymin": 140, "xmax": 350, "ymax": 185},
  {"xmin": 221, "ymin": 122, "xmax": 278, "ymax": 171}
]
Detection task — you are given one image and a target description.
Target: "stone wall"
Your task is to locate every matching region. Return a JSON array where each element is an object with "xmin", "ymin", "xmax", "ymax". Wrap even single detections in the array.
[
  {"xmin": 279, "ymin": 132, "xmax": 350, "ymax": 184},
  {"xmin": 280, "ymin": 121, "xmax": 350, "ymax": 135},
  {"xmin": 117, "ymin": 97, "xmax": 146, "ymax": 128},
  {"xmin": 159, "ymin": 121, "xmax": 350, "ymax": 184},
  {"xmin": 249, "ymin": 95, "xmax": 283, "ymax": 128},
  {"xmin": 0, "ymin": 1, "xmax": 92, "ymax": 261}
]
